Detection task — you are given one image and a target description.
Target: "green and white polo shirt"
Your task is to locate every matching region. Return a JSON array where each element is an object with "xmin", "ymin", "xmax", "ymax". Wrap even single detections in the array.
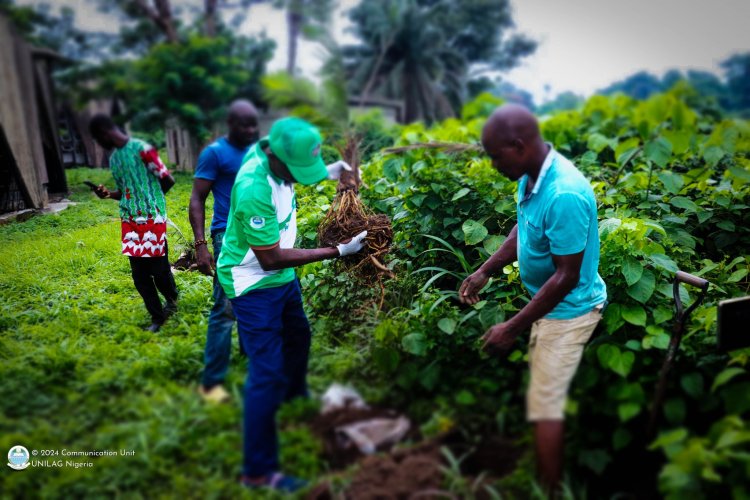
[{"xmin": 217, "ymin": 139, "xmax": 297, "ymax": 298}]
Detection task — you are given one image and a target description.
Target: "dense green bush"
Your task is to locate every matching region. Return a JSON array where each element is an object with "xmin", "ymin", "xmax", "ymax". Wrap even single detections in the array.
[
  {"xmin": 2, "ymin": 89, "xmax": 748, "ymax": 498},
  {"xmin": 300, "ymin": 89, "xmax": 750, "ymax": 497}
]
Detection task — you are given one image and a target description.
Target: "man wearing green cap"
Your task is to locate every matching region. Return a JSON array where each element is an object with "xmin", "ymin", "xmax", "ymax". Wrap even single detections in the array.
[{"xmin": 217, "ymin": 117, "xmax": 366, "ymax": 492}]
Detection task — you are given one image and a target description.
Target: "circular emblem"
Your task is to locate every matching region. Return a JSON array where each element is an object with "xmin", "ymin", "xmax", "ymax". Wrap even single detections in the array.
[
  {"xmin": 7, "ymin": 446, "xmax": 30, "ymax": 470},
  {"xmin": 250, "ymin": 216, "xmax": 266, "ymax": 229}
]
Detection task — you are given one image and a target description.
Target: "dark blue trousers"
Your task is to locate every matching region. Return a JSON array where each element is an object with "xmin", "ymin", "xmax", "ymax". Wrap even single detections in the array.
[
  {"xmin": 201, "ymin": 231, "xmax": 235, "ymax": 388},
  {"xmin": 230, "ymin": 279, "xmax": 311, "ymax": 477}
]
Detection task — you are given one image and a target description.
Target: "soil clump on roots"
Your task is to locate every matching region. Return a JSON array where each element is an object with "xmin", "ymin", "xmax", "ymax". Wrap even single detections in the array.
[{"xmin": 318, "ymin": 138, "xmax": 394, "ymax": 283}]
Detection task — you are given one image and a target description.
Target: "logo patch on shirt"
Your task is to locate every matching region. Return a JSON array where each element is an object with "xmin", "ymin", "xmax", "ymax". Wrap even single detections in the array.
[{"xmin": 250, "ymin": 216, "xmax": 266, "ymax": 229}]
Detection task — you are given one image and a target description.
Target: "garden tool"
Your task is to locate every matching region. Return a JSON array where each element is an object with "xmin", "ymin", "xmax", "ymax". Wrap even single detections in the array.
[{"xmin": 647, "ymin": 270, "xmax": 709, "ymax": 438}]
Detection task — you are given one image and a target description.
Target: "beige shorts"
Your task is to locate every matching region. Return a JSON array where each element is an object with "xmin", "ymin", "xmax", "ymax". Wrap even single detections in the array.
[{"xmin": 526, "ymin": 306, "xmax": 603, "ymax": 421}]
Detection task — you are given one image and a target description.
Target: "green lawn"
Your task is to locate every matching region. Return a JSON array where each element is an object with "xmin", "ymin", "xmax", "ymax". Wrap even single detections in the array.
[{"xmin": 0, "ymin": 168, "xmax": 325, "ymax": 499}]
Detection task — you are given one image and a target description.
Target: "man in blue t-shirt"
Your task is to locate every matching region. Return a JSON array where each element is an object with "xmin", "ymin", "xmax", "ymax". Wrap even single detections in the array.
[
  {"xmin": 189, "ymin": 99, "xmax": 260, "ymax": 403},
  {"xmin": 459, "ymin": 104, "xmax": 607, "ymax": 494}
]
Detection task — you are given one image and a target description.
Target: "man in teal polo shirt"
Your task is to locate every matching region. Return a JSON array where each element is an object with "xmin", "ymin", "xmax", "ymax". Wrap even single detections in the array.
[
  {"xmin": 459, "ymin": 104, "xmax": 607, "ymax": 493},
  {"xmin": 217, "ymin": 117, "xmax": 366, "ymax": 492}
]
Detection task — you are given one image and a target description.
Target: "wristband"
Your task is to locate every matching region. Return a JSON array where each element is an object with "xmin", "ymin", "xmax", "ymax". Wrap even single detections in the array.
[{"xmin": 194, "ymin": 239, "xmax": 208, "ymax": 247}]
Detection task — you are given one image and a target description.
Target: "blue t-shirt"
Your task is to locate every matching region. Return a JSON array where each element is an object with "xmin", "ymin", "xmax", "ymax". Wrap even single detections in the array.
[
  {"xmin": 516, "ymin": 148, "xmax": 607, "ymax": 319},
  {"xmin": 195, "ymin": 137, "xmax": 252, "ymax": 233}
]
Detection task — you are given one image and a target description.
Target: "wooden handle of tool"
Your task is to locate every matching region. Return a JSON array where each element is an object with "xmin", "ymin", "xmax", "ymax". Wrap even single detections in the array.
[{"xmin": 675, "ymin": 271, "xmax": 709, "ymax": 289}]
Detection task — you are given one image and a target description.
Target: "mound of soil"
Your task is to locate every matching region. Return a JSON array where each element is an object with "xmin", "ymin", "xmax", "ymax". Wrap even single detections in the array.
[
  {"xmin": 307, "ymin": 441, "xmax": 444, "ymax": 500},
  {"xmin": 310, "ymin": 407, "xmax": 411, "ymax": 469},
  {"xmin": 345, "ymin": 442, "xmax": 444, "ymax": 500},
  {"xmin": 307, "ymin": 407, "xmax": 524, "ymax": 499}
]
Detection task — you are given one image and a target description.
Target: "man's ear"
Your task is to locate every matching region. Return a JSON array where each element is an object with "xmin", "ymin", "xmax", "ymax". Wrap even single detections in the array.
[{"xmin": 511, "ymin": 138, "xmax": 525, "ymax": 155}]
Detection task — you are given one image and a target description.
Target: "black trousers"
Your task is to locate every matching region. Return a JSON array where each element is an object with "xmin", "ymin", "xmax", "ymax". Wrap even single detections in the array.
[{"xmin": 129, "ymin": 255, "xmax": 178, "ymax": 324}]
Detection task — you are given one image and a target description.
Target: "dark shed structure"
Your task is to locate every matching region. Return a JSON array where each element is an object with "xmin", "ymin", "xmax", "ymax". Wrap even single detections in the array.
[{"xmin": 0, "ymin": 14, "xmax": 67, "ymax": 214}]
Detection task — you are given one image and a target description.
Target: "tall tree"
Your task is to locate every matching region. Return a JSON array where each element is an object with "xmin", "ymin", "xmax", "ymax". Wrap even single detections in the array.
[
  {"xmin": 343, "ymin": 0, "xmax": 535, "ymax": 123},
  {"xmin": 123, "ymin": 33, "xmax": 274, "ymax": 140},
  {"xmin": 266, "ymin": 0, "xmax": 334, "ymax": 75}
]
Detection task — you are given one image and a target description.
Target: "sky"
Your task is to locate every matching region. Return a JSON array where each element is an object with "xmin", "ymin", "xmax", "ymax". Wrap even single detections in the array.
[{"xmin": 20, "ymin": 0, "xmax": 750, "ymax": 104}]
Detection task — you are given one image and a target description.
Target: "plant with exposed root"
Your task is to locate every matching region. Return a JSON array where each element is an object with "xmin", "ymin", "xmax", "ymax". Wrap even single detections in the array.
[{"xmin": 318, "ymin": 137, "xmax": 394, "ymax": 286}]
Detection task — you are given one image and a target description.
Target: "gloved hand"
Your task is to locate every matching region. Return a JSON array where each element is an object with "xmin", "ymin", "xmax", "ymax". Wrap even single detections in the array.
[
  {"xmin": 326, "ymin": 160, "xmax": 357, "ymax": 181},
  {"xmin": 336, "ymin": 230, "xmax": 368, "ymax": 257}
]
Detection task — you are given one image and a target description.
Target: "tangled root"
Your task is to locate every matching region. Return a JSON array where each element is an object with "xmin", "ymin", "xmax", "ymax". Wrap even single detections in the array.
[
  {"xmin": 318, "ymin": 137, "xmax": 394, "ymax": 284},
  {"xmin": 318, "ymin": 191, "xmax": 394, "ymax": 282}
]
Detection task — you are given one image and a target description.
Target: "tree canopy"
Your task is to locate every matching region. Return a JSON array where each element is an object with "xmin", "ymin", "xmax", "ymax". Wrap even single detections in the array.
[{"xmin": 342, "ymin": 0, "xmax": 536, "ymax": 123}]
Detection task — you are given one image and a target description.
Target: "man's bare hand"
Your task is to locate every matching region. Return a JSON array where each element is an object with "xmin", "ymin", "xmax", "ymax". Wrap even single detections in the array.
[
  {"xmin": 481, "ymin": 322, "xmax": 519, "ymax": 354},
  {"xmin": 195, "ymin": 244, "xmax": 214, "ymax": 276},
  {"xmin": 459, "ymin": 270, "xmax": 490, "ymax": 305},
  {"xmin": 94, "ymin": 184, "xmax": 110, "ymax": 199}
]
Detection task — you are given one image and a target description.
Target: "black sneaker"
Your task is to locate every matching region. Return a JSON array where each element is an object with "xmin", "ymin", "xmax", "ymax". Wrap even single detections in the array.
[{"xmin": 144, "ymin": 322, "xmax": 162, "ymax": 333}]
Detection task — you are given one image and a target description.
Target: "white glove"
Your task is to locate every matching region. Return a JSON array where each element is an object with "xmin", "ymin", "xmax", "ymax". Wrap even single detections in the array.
[
  {"xmin": 336, "ymin": 230, "xmax": 368, "ymax": 257},
  {"xmin": 326, "ymin": 160, "xmax": 356, "ymax": 181}
]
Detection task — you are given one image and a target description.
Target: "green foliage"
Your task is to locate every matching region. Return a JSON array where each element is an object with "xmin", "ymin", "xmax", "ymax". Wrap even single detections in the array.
[
  {"xmin": 262, "ymin": 71, "xmax": 347, "ymax": 131},
  {"xmin": 120, "ymin": 32, "xmax": 274, "ymax": 141},
  {"xmin": 298, "ymin": 90, "xmax": 750, "ymax": 497},
  {"xmin": 261, "ymin": 72, "xmax": 397, "ymax": 160},
  {"xmin": 0, "ymin": 169, "xmax": 321, "ymax": 498},
  {"xmin": 2, "ymin": 89, "xmax": 749, "ymax": 498},
  {"xmin": 343, "ymin": 0, "xmax": 535, "ymax": 122}
]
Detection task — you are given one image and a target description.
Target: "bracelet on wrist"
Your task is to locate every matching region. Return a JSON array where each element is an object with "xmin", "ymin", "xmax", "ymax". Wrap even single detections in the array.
[{"xmin": 194, "ymin": 239, "xmax": 208, "ymax": 247}]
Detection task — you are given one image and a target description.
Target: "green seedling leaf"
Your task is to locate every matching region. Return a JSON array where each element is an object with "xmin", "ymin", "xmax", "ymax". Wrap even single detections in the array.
[
  {"xmin": 627, "ymin": 269, "xmax": 655, "ymax": 304},
  {"xmin": 621, "ymin": 305, "xmax": 647, "ymax": 326},
  {"xmin": 402, "ymin": 333, "xmax": 427, "ymax": 356},
  {"xmin": 649, "ymin": 254, "xmax": 679, "ymax": 273},
  {"xmin": 622, "ymin": 256, "xmax": 643, "ymax": 286},
  {"xmin": 483, "ymin": 234, "xmax": 505, "ymax": 254},
  {"xmin": 670, "ymin": 196, "xmax": 699, "ymax": 213},
  {"xmin": 462, "ymin": 219, "xmax": 489, "ymax": 245},
  {"xmin": 451, "ymin": 188, "xmax": 471, "ymax": 201},
  {"xmin": 644, "ymin": 137, "xmax": 672, "ymax": 167},
  {"xmin": 437, "ymin": 318, "xmax": 457, "ymax": 335},
  {"xmin": 681, "ymin": 372, "xmax": 704, "ymax": 399},
  {"xmin": 703, "ymin": 145, "xmax": 724, "ymax": 167},
  {"xmin": 711, "ymin": 368, "xmax": 745, "ymax": 392},
  {"xmin": 657, "ymin": 171, "xmax": 684, "ymax": 194}
]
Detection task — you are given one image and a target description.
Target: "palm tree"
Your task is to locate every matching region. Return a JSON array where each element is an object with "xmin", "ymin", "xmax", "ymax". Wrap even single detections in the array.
[
  {"xmin": 343, "ymin": 0, "xmax": 466, "ymax": 123},
  {"xmin": 265, "ymin": 0, "xmax": 334, "ymax": 76},
  {"xmin": 344, "ymin": 0, "xmax": 536, "ymax": 123}
]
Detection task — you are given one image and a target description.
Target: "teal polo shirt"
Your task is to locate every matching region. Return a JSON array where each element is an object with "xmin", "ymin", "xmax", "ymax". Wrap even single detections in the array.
[{"xmin": 516, "ymin": 147, "xmax": 607, "ymax": 319}]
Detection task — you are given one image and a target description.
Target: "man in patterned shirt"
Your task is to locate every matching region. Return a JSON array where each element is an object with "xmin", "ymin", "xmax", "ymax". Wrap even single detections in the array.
[{"xmin": 89, "ymin": 114, "xmax": 179, "ymax": 332}]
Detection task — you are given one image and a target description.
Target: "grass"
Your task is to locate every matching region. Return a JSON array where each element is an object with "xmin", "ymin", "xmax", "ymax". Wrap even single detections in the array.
[{"xmin": 0, "ymin": 168, "xmax": 325, "ymax": 499}]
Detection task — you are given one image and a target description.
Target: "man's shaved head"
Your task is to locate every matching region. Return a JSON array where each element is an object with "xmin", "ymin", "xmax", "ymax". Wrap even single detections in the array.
[
  {"xmin": 482, "ymin": 104, "xmax": 540, "ymax": 146},
  {"xmin": 481, "ymin": 104, "xmax": 547, "ymax": 182},
  {"xmin": 228, "ymin": 99, "xmax": 258, "ymax": 120},
  {"xmin": 227, "ymin": 99, "xmax": 260, "ymax": 147}
]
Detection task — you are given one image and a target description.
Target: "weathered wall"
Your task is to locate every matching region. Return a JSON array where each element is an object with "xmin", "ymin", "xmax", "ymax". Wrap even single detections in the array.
[
  {"xmin": 165, "ymin": 120, "xmax": 197, "ymax": 172},
  {"xmin": 0, "ymin": 15, "xmax": 49, "ymax": 208}
]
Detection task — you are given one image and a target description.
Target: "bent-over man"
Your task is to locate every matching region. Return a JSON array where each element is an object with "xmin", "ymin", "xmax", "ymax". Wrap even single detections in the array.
[{"xmin": 460, "ymin": 104, "xmax": 607, "ymax": 493}]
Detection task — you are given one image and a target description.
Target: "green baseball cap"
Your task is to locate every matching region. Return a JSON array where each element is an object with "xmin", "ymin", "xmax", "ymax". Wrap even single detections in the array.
[{"xmin": 268, "ymin": 117, "xmax": 327, "ymax": 185}]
